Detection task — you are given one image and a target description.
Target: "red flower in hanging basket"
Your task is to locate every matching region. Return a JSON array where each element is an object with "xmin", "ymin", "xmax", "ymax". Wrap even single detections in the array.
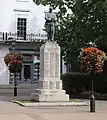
[
  {"xmin": 78, "ymin": 47, "xmax": 105, "ymax": 74},
  {"xmin": 4, "ymin": 53, "xmax": 23, "ymax": 73}
]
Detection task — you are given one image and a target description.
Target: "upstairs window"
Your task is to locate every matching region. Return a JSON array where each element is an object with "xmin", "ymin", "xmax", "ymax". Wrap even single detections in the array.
[{"xmin": 17, "ymin": 18, "xmax": 27, "ymax": 40}]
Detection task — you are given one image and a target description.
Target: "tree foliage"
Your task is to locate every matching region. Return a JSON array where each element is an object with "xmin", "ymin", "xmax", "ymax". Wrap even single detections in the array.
[{"xmin": 33, "ymin": 0, "xmax": 107, "ymax": 71}]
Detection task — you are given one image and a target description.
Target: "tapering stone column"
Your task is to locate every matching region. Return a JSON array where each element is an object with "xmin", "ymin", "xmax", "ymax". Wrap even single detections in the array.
[{"xmin": 31, "ymin": 41, "xmax": 69, "ymax": 102}]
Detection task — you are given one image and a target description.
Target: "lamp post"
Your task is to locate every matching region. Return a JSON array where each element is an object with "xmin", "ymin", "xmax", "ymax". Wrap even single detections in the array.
[
  {"xmin": 11, "ymin": 39, "xmax": 17, "ymax": 97},
  {"xmin": 90, "ymin": 72, "xmax": 95, "ymax": 112},
  {"xmin": 88, "ymin": 41, "xmax": 96, "ymax": 112}
]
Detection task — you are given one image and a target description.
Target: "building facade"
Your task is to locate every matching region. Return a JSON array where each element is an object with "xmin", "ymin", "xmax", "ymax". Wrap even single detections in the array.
[
  {"xmin": 0, "ymin": 0, "xmax": 48, "ymax": 85},
  {"xmin": 0, "ymin": 0, "xmax": 67, "ymax": 85},
  {"xmin": 0, "ymin": 0, "xmax": 48, "ymax": 33}
]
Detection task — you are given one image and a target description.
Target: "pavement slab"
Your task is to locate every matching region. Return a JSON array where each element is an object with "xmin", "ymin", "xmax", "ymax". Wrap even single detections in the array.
[
  {"xmin": 0, "ymin": 101, "xmax": 107, "ymax": 120},
  {"xmin": 39, "ymin": 113, "xmax": 107, "ymax": 120},
  {"xmin": 0, "ymin": 114, "xmax": 35, "ymax": 120}
]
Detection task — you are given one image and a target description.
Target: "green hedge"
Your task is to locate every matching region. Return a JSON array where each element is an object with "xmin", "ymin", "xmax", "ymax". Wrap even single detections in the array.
[{"xmin": 61, "ymin": 72, "xmax": 107, "ymax": 97}]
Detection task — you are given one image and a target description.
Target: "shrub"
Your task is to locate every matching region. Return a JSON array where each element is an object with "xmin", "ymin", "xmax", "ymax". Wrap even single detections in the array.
[{"xmin": 62, "ymin": 72, "xmax": 107, "ymax": 97}]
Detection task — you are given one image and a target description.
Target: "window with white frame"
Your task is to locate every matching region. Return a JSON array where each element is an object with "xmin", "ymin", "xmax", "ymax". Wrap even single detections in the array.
[{"xmin": 17, "ymin": 18, "xmax": 27, "ymax": 40}]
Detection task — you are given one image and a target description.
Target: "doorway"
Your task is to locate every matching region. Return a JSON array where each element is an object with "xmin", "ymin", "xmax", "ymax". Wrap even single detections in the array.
[{"xmin": 24, "ymin": 65, "xmax": 31, "ymax": 81}]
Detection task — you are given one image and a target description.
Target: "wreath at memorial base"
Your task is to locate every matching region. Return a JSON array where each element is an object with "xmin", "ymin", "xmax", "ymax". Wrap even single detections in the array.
[
  {"xmin": 78, "ymin": 47, "xmax": 105, "ymax": 74},
  {"xmin": 4, "ymin": 53, "xmax": 23, "ymax": 73}
]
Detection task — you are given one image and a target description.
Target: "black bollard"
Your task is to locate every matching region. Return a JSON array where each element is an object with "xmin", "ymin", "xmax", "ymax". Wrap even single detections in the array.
[
  {"xmin": 90, "ymin": 94, "xmax": 95, "ymax": 112},
  {"xmin": 14, "ymin": 87, "xmax": 17, "ymax": 96},
  {"xmin": 90, "ymin": 79, "xmax": 95, "ymax": 112},
  {"xmin": 14, "ymin": 73, "xmax": 17, "ymax": 97}
]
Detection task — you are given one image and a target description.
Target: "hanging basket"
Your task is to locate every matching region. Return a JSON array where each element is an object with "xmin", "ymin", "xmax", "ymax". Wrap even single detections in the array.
[
  {"xmin": 78, "ymin": 47, "xmax": 105, "ymax": 74},
  {"xmin": 4, "ymin": 53, "xmax": 23, "ymax": 73}
]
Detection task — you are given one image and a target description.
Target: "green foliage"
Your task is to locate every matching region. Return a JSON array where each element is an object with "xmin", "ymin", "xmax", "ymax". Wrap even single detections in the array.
[
  {"xmin": 74, "ymin": 0, "xmax": 107, "ymax": 44},
  {"xmin": 34, "ymin": 0, "xmax": 107, "ymax": 69},
  {"xmin": 62, "ymin": 72, "xmax": 107, "ymax": 97},
  {"xmin": 61, "ymin": 72, "xmax": 90, "ymax": 96},
  {"xmin": 104, "ymin": 56, "xmax": 107, "ymax": 61}
]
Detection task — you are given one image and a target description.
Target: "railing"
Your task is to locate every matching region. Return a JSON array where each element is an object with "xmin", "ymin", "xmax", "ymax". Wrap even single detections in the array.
[{"xmin": 0, "ymin": 32, "xmax": 48, "ymax": 42}]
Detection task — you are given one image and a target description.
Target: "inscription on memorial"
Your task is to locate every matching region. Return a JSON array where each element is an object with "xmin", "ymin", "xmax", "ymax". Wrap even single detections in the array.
[
  {"xmin": 55, "ymin": 53, "xmax": 60, "ymax": 78},
  {"xmin": 50, "ymin": 91, "xmax": 58, "ymax": 93},
  {"xmin": 50, "ymin": 53, "xmax": 55, "ymax": 78},
  {"xmin": 50, "ymin": 81, "xmax": 56, "ymax": 89},
  {"xmin": 44, "ymin": 52, "xmax": 50, "ymax": 78},
  {"xmin": 40, "ymin": 49, "xmax": 44, "ymax": 79}
]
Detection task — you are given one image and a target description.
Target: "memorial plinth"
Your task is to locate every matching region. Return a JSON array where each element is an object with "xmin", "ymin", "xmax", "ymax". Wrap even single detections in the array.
[{"xmin": 31, "ymin": 41, "xmax": 69, "ymax": 101}]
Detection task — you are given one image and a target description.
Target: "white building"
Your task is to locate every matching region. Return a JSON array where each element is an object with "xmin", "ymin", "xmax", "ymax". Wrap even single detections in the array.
[
  {"xmin": 0, "ymin": 0, "xmax": 66, "ymax": 85},
  {"xmin": 0, "ymin": 0, "xmax": 47, "ymax": 84},
  {"xmin": 0, "ymin": 0, "xmax": 49, "ymax": 34}
]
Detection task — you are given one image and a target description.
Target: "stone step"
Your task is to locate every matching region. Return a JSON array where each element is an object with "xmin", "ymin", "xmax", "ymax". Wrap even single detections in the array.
[
  {"xmin": 31, "ymin": 93, "xmax": 69, "ymax": 102},
  {"xmin": 35, "ymin": 89, "xmax": 66, "ymax": 95}
]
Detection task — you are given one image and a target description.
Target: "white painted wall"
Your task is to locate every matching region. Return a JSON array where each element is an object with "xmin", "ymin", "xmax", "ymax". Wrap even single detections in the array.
[
  {"xmin": 0, "ymin": 45, "xmax": 9, "ymax": 85},
  {"xmin": 0, "ymin": 0, "xmax": 48, "ymax": 34},
  {"xmin": 0, "ymin": 0, "xmax": 67, "ymax": 85},
  {"xmin": 0, "ymin": 0, "xmax": 49, "ymax": 85}
]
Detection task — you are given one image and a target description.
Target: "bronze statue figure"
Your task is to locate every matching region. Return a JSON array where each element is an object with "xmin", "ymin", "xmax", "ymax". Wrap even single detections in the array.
[{"xmin": 44, "ymin": 7, "xmax": 56, "ymax": 41}]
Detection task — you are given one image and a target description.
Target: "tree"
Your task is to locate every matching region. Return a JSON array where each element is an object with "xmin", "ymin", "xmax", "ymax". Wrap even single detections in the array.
[
  {"xmin": 73, "ymin": 0, "xmax": 107, "ymax": 46},
  {"xmin": 33, "ymin": 0, "xmax": 78, "ymax": 71},
  {"xmin": 33, "ymin": 0, "xmax": 107, "ymax": 72}
]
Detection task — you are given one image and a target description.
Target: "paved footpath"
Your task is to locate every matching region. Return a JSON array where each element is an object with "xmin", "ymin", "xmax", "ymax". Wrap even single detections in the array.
[{"xmin": 0, "ymin": 101, "xmax": 107, "ymax": 120}]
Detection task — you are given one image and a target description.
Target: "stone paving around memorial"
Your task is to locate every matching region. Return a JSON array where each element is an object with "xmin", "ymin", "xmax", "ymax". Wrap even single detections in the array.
[
  {"xmin": 0, "ymin": 100, "xmax": 107, "ymax": 120},
  {"xmin": 12, "ymin": 100, "xmax": 89, "ymax": 107}
]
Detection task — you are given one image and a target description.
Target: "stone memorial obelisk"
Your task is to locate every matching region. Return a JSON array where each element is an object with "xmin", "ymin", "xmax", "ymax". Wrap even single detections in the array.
[
  {"xmin": 31, "ymin": 41, "xmax": 69, "ymax": 101},
  {"xmin": 31, "ymin": 8, "xmax": 69, "ymax": 101}
]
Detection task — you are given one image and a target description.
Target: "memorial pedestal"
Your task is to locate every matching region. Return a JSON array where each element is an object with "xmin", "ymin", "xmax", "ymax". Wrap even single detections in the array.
[{"xmin": 31, "ymin": 41, "xmax": 69, "ymax": 102}]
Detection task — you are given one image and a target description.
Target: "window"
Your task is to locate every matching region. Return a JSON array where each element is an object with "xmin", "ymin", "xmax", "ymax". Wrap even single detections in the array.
[{"xmin": 17, "ymin": 18, "xmax": 27, "ymax": 40}]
